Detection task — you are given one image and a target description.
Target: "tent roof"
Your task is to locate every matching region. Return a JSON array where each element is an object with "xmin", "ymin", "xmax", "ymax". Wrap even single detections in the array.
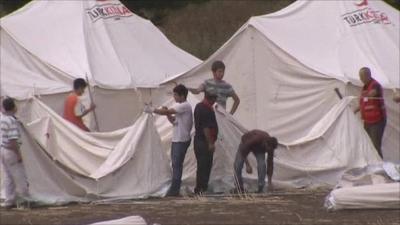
[
  {"xmin": 1, "ymin": 0, "xmax": 201, "ymax": 99},
  {"xmin": 166, "ymin": 0, "xmax": 399, "ymax": 89},
  {"xmin": 248, "ymin": 0, "xmax": 399, "ymax": 88}
]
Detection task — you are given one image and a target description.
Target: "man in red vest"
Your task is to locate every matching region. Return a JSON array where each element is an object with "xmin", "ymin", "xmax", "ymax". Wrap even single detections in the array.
[
  {"xmin": 354, "ymin": 67, "xmax": 386, "ymax": 158},
  {"xmin": 63, "ymin": 78, "xmax": 96, "ymax": 131}
]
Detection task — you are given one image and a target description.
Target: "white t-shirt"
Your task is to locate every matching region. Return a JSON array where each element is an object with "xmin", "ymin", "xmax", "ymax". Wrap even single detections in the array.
[{"xmin": 171, "ymin": 101, "xmax": 193, "ymax": 142}]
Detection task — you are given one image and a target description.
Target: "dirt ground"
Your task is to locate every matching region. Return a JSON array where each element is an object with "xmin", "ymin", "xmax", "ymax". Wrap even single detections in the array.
[{"xmin": 1, "ymin": 189, "xmax": 399, "ymax": 225}]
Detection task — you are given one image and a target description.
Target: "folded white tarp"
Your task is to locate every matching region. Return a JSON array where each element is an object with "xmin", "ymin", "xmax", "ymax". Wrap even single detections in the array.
[
  {"xmin": 325, "ymin": 163, "xmax": 400, "ymax": 210},
  {"xmin": 89, "ymin": 216, "xmax": 147, "ymax": 225}
]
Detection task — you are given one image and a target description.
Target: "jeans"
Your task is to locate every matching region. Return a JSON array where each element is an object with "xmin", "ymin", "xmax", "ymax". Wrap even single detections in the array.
[
  {"xmin": 167, "ymin": 140, "xmax": 191, "ymax": 196},
  {"xmin": 0, "ymin": 148, "xmax": 29, "ymax": 206},
  {"xmin": 194, "ymin": 137, "xmax": 214, "ymax": 194},
  {"xmin": 364, "ymin": 118, "xmax": 386, "ymax": 158},
  {"xmin": 234, "ymin": 144, "xmax": 266, "ymax": 192}
]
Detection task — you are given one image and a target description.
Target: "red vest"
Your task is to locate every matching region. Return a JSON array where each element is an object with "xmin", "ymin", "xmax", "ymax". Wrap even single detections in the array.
[{"xmin": 360, "ymin": 80, "xmax": 386, "ymax": 124}]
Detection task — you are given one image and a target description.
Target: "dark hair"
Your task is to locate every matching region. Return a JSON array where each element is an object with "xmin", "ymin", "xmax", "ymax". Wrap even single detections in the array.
[
  {"xmin": 267, "ymin": 137, "xmax": 278, "ymax": 150},
  {"xmin": 2, "ymin": 98, "xmax": 16, "ymax": 112},
  {"xmin": 173, "ymin": 84, "xmax": 188, "ymax": 99},
  {"xmin": 73, "ymin": 78, "xmax": 87, "ymax": 90},
  {"xmin": 211, "ymin": 60, "xmax": 225, "ymax": 72}
]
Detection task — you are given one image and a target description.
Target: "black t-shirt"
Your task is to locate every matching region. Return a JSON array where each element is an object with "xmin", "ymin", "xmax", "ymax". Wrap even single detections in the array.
[{"xmin": 194, "ymin": 102, "xmax": 218, "ymax": 140}]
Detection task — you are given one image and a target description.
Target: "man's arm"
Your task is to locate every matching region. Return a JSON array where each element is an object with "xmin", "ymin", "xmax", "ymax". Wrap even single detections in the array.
[
  {"xmin": 230, "ymin": 92, "xmax": 240, "ymax": 115},
  {"xmin": 153, "ymin": 107, "xmax": 176, "ymax": 116},
  {"xmin": 266, "ymin": 151, "xmax": 274, "ymax": 191},
  {"xmin": 154, "ymin": 107, "xmax": 177, "ymax": 124},
  {"xmin": 8, "ymin": 139, "xmax": 22, "ymax": 162},
  {"xmin": 188, "ymin": 84, "xmax": 204, "ymax": 95},
  {"xmin": 244, "ymin": 158, "xmax": 252, "ymax": 174},
  {"xmin": 203, "ymin": 127, "xmax": 215, "ymax": 152}
]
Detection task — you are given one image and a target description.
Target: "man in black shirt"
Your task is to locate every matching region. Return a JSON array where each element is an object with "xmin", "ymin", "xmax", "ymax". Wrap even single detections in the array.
[{"xmin": 193, "ymin": 89, "xmax": 218, "ymax": 194}]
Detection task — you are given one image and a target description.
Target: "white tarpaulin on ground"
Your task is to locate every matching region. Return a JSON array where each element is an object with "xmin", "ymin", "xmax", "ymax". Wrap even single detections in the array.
[
  {"xmin": 325, "ymin": 163, "xmax": 400, "ymax": 210},
  {"xmin": 163, "ymin": 0, "xmax": 400, "ymax": 162},
  {"xmin": 89, "ymin": 216, "xmax": 147, "ymax": 225}
]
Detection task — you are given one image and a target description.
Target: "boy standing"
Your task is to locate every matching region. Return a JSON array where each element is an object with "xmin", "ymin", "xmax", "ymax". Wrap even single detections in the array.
[
  {"xmin": 0, "ymin": 98, "xmax": 29, "ymax": 209},
  {"xmin": 193, "ymin": 89, "xmax": 219, "ymax": 194},
  {"xmin": 63, "ymin": 78, "xmax": 96, "ymax": 131},
  {"xmin": 189, "ymin": 60, "xmax": 240, "ymax": 115},
  {"xmin": 146, "ymin": 84, "xmax": 193, "ymax": 196},
  {"xmin": 234, "ymin": 130, "xmax": 278, "ymax": 193}
]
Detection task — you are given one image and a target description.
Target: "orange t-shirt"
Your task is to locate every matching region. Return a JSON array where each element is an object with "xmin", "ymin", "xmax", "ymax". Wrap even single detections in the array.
[{"xmin": 63, "ymin": 93, "xmax": 89, "ymax": 131}]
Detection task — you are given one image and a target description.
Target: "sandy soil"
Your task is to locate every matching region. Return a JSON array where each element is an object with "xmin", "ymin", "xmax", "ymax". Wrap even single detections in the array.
[{"xmin": 1, "ymin": 190, "xmax": 399, "ymax": 225}]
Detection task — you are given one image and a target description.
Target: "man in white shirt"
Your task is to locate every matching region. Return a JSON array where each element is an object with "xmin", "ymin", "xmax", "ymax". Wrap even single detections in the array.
[
  {"xmin": 146, "ymin": 84, "xmax": 193, "ymax": 196},
  {"xmin": 1, "ymin": 98, "xmax": 29, "ymax": 209}
]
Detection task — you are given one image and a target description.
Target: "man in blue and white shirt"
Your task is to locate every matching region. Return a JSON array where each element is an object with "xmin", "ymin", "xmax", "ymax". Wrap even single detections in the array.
[{"xmin": 1, "ymin": 98, "xmax": 29, "ymax": 209}]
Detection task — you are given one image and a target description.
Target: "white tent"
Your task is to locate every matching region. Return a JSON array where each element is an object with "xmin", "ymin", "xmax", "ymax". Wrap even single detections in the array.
[
  {"xmin": 164, "ymin": 0, "xmax": 400, "ymax": 161},
  {"xmin": 0, "ymin": 0, "xmax": 200, "ymax": 202}
]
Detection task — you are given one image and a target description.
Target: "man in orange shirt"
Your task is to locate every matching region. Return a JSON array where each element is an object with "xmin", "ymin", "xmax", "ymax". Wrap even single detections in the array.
[{"xmin": 63, "ymin": 78, "xmax": 96, "ymax": 131}]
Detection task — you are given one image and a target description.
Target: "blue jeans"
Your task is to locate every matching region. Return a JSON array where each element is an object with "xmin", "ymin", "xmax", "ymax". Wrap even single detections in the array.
[
  {"xmin": 234, "ymin": 145, "xmax": 266, "ymax": 192},
  {"xmin": 168, "ymin": 140, "xmax": 191, "ymax": 195}
]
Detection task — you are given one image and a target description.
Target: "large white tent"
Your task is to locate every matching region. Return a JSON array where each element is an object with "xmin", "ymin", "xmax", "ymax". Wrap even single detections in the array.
[
  {"xmin": 0, "ymin": 0, "xmax": 395, "ymax": 204},
  {"xmin": 164, "ymin": 0, "xmax": 400, "ymax": 161}
]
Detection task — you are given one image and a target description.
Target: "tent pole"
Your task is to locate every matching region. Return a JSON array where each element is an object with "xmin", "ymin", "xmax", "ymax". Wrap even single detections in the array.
[{"xmin": 85, "ymin": 74, "xmax": 100, "ymax": 132}]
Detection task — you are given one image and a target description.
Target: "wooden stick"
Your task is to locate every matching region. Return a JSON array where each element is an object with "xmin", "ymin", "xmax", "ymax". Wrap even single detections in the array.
[
  {"xmin": 85, "ymin": 75, "xmax": 100, "ymax": 132},
  {"xmin": 334, "ymin": 88, "xmax": 343, "ymax": 99}
]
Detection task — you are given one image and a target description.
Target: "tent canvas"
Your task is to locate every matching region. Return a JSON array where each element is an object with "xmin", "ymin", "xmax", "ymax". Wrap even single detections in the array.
[{"xmin": 163, "ymin": 0, "xmax": 400, "ymax": 162}]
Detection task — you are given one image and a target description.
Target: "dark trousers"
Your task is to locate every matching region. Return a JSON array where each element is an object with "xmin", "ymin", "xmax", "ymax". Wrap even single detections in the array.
[
  {"xmin": 234, "ymin": 145, "xmax": 266, "ymax": 192},
  {"xmin": 167, "ymin": 140, "xmax": 191, "ymax": 195},
  {"xmin": 194, "ymin": 137, "xmax": 214, "ymax": 194},
  {"xmin": 364, "ymin": 118, "xmax": 386, "ymax": 158}
]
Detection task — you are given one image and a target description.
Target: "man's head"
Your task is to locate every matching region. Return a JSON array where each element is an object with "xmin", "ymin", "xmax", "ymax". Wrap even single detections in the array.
[
  {"xmin": 2, "ymin": 98, "xmax": 17, "ymax": 114},
  {"xmin": 211, "ymin": 60, "xmax": 225, "ymax": 81},
  {"xmin": 359, "ymin": 67, "xmax": 372, "ymax": 85},
  {"xmin": 173, "ymin": 84, "xmax": 188, "ymax": 103},
  {"xmin": 265, "ymin": 136, "xmax": 278, "ymax": 152},
  {"xmin": 73, "ymin": 78, "xmax": 88, "ymax": 96},
  {"xmin": 205, "ymin": 88, "xmax": 218, "ymax": 105}
]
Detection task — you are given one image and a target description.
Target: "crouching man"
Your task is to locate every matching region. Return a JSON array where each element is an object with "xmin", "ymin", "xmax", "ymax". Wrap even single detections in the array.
[{"xmin": 234, "ymin": 129, "xmax": 278, "ymax": 193}]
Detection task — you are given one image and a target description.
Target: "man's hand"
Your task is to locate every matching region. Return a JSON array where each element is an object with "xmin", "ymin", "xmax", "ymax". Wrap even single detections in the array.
[
  {"xmin": 144, "ymin": 105, "xmax": 154, "ymax": 114},
  {"xmin": 208, "ymin": 142, "xmax": 215, "ymax": 152},
  {"xmin": 89, "ymin": 103, "xmax": 96, "ymax": 111},
  {"xmin": 245, "ymin": 164, "xmax": 253, "ymax": 174}
]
